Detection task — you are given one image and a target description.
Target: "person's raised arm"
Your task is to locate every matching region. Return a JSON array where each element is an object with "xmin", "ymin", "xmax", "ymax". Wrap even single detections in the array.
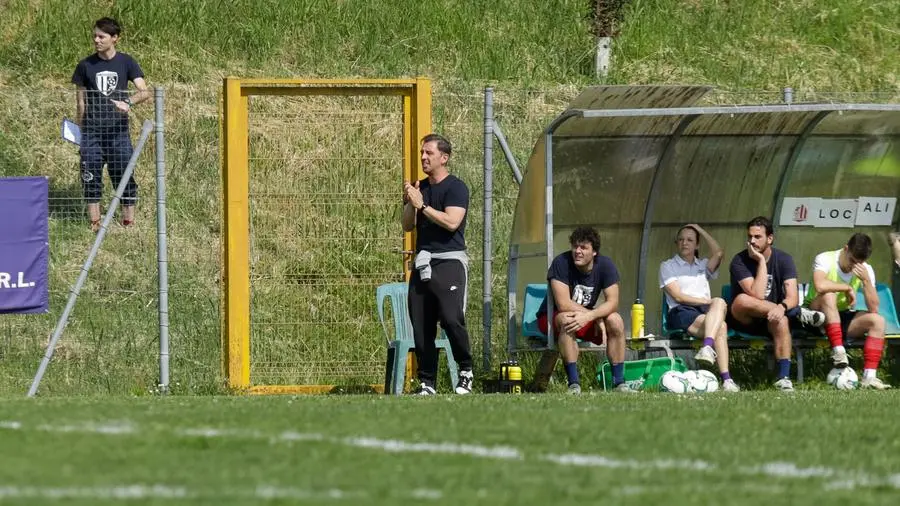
[
  {"xmin": 854, "ymin": 263, "xmax": 879, "ymax": 314},
  {"xmin": 690, "ymin": 224, "xmax": 724, "ymax": 273},
  {"xmin": 420, "ymin": 206, "xmax": 465, "ymax": 232},
  {"xmin": 401, "ymin": 181, "xmax": 416, "ymax": 232}
]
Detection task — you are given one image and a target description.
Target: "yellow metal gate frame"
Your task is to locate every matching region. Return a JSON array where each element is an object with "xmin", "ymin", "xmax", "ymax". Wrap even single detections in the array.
[{"xmin": 221, "ymin": 77, "xmax": 431, "ymax": 394}]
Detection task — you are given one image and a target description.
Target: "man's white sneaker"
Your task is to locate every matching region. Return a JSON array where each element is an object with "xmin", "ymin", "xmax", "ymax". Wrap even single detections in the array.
[
  {"xmin": 774, "ymin": 378, "xmax": 794, "ymax": 392},
  {"xmin": 614, "ymin": 382, "xmax": 640, "ymax": 393},
  {"xmin": 455, "ymin": 370, "xmax": 474, "ymax": 394},
  {"xmin": 567, "ymin": 383, "xmax": 582, "ymax": 395},
  {"xmin": 722, "ymin": 379, "xmax": 740, "ymax": 392},
  {"xmin": 799, "ymin": 307, "xmax": 825, "ymax": 328},
  {"xmin": 860, "ymin": 377, "xmax": 892, "ymax": 390},
  {"xmin": 831, "ymin": 348, "xmax": 849, "ymax": 368},
  {"xmin": 694, "ymin": 345, "xmax": 717, "ymax": 366},
  {"xmin": 416, "ymin": 384, "xmax": 436, "ymax": 396}
]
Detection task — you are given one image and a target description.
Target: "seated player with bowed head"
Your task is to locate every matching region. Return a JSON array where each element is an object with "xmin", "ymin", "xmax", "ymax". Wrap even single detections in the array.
[
  {"xmin": 803, "ymin": 233, "xmax": 891, "ymax": 390},
  {"xmin": 659, "ymin": 224, "xmax": 739, "ymax": 392},
  {"xmin": 535, "ymin": 226, "xmax": 637, "ymax": 394}
]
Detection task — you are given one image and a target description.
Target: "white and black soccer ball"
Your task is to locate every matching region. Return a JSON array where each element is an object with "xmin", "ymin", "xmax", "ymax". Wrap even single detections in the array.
[
  {"xmin": 660, "ymin": 370, "xmax": 691, "ymax": 393},
  {"xmin": 684, "ymin": 369, "xmax": 719, "ymax": 393},
  {"xmin": 826, "ymin": 367, "xmax": 859, "ymax": 390}
]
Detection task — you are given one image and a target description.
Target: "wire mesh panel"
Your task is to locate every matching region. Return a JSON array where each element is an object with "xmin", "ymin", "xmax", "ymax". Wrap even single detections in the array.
[
  {"xmin": 246, "ymin": 94, "xmax": 405, "ymax": 386},
  {"xmin": 0, "ymin": 87, "xmax": 161, "ymax": 395}
]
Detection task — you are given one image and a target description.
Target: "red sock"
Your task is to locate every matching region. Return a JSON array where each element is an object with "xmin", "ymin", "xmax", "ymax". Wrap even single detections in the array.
[
  {"xmin": 863, "ymin": 336, "xmax": 885, "ymax": 371},
  {"xmin": 825, "ymin": 323, "xmax": 843, "ymax": 348}
]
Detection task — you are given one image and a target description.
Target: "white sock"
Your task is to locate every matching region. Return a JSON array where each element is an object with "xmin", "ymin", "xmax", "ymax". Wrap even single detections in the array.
[
  {"xmin": 863, "ymin": 369, "xmax": 876, "ymax": 380},
  {"xmin": 833, "ymin": 345, "xmax": 846, "ymax": 354}
]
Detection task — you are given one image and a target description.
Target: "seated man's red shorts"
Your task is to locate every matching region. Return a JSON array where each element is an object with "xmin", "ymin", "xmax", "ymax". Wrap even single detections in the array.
[{"xmin": 537, "ymin": 312, "xmax": 602, "ymax": 345}]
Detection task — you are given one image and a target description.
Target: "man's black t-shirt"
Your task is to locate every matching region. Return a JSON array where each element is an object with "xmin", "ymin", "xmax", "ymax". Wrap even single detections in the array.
[
  {"xmin": 415, "ymin": 174, "xmax": 469, "ymax": 253},
  {"xmin": 729, "ymin": 247, "xmax": 797, "ymax": 304},
  {"xmin": 537, "ymin": 252, "xmax": 619, "ymax": 315},
  {"xmin": 71, "ymin": 52, "xmax": 144, "ymax": 132}
]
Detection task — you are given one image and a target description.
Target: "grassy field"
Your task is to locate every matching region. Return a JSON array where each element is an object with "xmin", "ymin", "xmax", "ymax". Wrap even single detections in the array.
[
  {"xmin": 2, "ymin": 392, "xmax": 900, "ymax": 505},
  {"xmin": 0, "ymin": 0, "xmax": 898, "ymax": 395}
]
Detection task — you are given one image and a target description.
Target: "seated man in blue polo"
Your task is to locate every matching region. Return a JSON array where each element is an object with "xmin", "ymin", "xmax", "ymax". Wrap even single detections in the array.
[
  {"xmin": 535, "ymin": 226, "xmax": 635, "ymax": 394},
  {"xmin": 659, "ymin": 224, "xmax": 739, "ymax": 392},
  {"xmin": 803, "ymin": 233, "xmax": 891, "ymax": 390},
  {"xmin": 727, "ymin": 216, "xmax": 823, "ymax": 392}
]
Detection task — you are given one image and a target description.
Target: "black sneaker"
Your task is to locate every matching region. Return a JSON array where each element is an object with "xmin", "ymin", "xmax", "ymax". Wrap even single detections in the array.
[
  {"xmin": 415, "ymin": 383, "xmax": 436, "ymax": 396},
  {"xmin": 455, "ymin": 370, "xmax": 473, "ymax": 394}
]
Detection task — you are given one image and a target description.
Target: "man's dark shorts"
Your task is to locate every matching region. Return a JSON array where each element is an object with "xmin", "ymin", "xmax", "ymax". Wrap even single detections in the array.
[
  {"xmin": 727, "ymin": 306, "xmax": 803, "ymax": 337},
  {"xmin": 667, "ymin": 304, "xmax": 710, "ymax": 331}
]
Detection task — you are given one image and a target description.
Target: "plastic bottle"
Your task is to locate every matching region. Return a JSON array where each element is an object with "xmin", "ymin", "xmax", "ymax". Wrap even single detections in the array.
[
  {"xmin": 508, "ymin": 360, "xmax": 522, "ymax": 394},
  {"xmin": 631, "ymin": 299, "xmax": 645, "ymax": 339}
]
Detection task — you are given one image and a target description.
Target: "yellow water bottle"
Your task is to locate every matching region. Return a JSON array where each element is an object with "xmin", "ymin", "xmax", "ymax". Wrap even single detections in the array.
[
  {"xmin": 508, "ymin": 360, "xmax": 522, "ymax": 394},
  {"xmin": 631, "ymin": 299, "xmax": 645, "ymax": 339}
]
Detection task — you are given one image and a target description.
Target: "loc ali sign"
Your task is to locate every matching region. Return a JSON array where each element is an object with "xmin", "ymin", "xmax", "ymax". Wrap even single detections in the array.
[{"xmin": 780, "ymin": 197, "xmax": 897, "ymax": 228}]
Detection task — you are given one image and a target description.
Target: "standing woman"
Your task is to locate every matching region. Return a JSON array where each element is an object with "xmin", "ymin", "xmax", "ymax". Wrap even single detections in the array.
[{"xmin": 659, "ymin": 224, "xmax": 739, "ymax": 392}]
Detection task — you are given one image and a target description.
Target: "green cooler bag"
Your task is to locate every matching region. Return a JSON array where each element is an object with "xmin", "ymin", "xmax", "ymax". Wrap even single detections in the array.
[{"xmin": 596, "ymin": 356, "xmax": 687, "ymax": 391}]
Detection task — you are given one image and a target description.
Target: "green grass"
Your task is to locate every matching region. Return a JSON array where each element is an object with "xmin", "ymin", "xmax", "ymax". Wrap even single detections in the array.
[
  {"xmin": 0, "ymin": 1, "xmax": 898, "ymax": 395},
  {"xmin": 1, "ymin": 392, "xmax": 900, "ymax": 505}
]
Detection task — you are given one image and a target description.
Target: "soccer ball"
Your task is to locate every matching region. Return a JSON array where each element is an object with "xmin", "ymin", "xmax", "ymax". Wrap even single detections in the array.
[
  {"xmin": 826, "ymin": 367, "xmax": 859, "ymax": 390},
  {"xmin": 685, "ymin": 370, "xmax": 720, "ymax": 393},
  {"xmin": 660, "ymin": 370, "xmax": 690, "ymax": 393}
]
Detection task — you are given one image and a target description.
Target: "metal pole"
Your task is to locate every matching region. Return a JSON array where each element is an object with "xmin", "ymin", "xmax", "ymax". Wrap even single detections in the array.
[
  {"xmin": 482, "ymin": 87, "xmax": 494, "ymax": 370},
  {"xmin": 155, "ymin": 87, "xmax": 171, "ymax": 394},
  {"xmin": 507, "ymin": 244, "xmax": 519, "ymax": 355},
  {"xmin": 544, "ymin": 130, "xmax": 555, "ymax": 349},
  {"xmin": 28, "ymin": 120, "xmax": 155, "ymax": 397},
  {"xmin": 493, "ymin": 122, "xmax": 522, "ymax": 185},
  {"xmin": 783, "ymin": 87, "xmax": 793, "ymax": 105}
]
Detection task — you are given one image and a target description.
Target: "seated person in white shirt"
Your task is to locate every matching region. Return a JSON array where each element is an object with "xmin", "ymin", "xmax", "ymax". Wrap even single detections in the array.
[{"xmin": 659, "ymin": 224, "xmax": 739, "ymax": 392}]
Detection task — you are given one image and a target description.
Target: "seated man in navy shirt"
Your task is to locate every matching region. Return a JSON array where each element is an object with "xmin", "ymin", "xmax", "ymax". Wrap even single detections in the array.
[
  {"xmin": 536, "ymin": 226, "xmax": 635, "ymax": 394},
  {"xmin": 727, "ymin": 216, "xmax": 823, "ymax": 392}
]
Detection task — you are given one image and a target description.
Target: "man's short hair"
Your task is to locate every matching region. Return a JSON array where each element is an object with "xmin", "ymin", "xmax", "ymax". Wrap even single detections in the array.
[
  {"xmin": 746, "ymin": 216, "xmax": 773, "ymax": 236},
  {"xmin": 94, "ymin": 17, "xmax": 122, "ymax": 37},
  {"xmin": 569, "ymin": 226, "xmax": 601, "ymax": 251},
  {"xmin": 421, "ymin": 133, "xmax": 452, "ymax": 156},
  {"xmin": 847, "ymin": 233, "xmax": 872, "ymax": 261}
]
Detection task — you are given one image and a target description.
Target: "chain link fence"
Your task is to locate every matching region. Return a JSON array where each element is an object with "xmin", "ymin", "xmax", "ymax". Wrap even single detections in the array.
[{"xmin": 0, "ymin": 83, "xmax": 894, "ymax": 394}]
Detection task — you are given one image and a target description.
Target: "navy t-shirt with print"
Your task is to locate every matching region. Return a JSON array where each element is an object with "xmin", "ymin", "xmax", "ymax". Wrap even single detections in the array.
[
  {"xmin": 71, "ymin": 52, "xmax": 144, "ymax": 132},
  {"xmin": 415, "ymin": 174, "xmax": 469, "ymax": 253},
  {"xmin": 537, "ymin": 252, "xmax": 619, "ymax": 315},
  {"xmin": 729, "ymin": 247, "xmax": 797, "ymax": 304}
]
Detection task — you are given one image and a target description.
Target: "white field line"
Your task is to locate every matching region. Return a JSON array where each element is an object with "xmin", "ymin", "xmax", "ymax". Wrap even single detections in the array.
[
  {"xmin": 2, "ymin": 419, "xmax": 898, "ymax": 491},
  {"xmin": 0, "ymin": 484, "xmax": 441, "ymax": 501}
]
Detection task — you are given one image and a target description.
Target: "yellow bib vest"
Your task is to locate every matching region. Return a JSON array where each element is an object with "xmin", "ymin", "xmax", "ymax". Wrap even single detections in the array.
[{"xmin": 803, "ymin": 250, "xmax": 861, "ymax": 311}]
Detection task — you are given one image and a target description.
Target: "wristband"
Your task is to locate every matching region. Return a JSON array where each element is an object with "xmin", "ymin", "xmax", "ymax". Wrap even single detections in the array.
[
  {"xmin": 780, "ymin": 302, "xmax": 789, "ymax": 311},
  {"xmin": 125, "ymin": 98, "xmax": 132, "ymax": 106},
  {"xmin": 420, "ymin": 204, "xmax": 428, "ymax": 212}
]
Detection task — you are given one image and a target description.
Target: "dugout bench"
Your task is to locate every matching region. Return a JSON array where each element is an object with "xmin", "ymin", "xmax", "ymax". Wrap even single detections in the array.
[{"xmin": 522, "ymin": 282, "xmax": 900, "ymax": 389}]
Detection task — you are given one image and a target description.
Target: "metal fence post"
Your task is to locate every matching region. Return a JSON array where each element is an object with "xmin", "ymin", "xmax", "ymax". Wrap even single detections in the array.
[
  {"xmin": 482, "ymin": 87, "xmax": 494, "ymax": 371},
  {"xmin": 155, "ymin": 87, "xmax": 171, "ymax": 394},
  {"xmin": 28, "ymin": 121, "xmax": 155, "ymax": 397}
]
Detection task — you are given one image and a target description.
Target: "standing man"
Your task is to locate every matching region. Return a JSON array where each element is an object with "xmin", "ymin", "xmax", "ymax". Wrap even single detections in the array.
[
  {"xmin": 803, "ymin": 233, "xmax": 891, "ymax": 389},
  {"xmin": 402, "ymin": 134, "xmax": 473, "ymax": 395},
  {"xmin": 727, "ymin": 216, "xmax": 823, "ymax": 392},
  {"xmin": 72, "ymin": 17, "xmax": 149, "ymax": 232},
  {"xmin": 535, "ymin": 226, "xmax": 634, "ymax": 394}
]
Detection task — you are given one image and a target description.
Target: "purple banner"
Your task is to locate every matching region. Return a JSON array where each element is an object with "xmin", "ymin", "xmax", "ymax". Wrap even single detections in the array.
[{"xmin": 0, "ymin": 177, "xmax": 49, "ymax": 314}]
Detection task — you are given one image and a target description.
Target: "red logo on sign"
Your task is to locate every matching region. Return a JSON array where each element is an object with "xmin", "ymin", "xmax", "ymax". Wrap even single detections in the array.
[{"xmin": 793, "ymin": 205, "xmax": 808, "ymax": 222}]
